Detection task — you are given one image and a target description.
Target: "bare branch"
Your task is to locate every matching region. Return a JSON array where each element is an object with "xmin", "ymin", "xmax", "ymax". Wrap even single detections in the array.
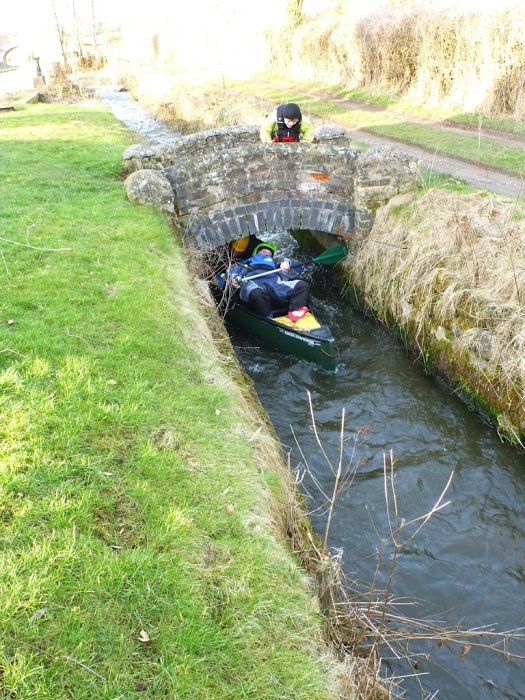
[
  {"xmin": 0, "ymin": 236, "xmax": 71, "ymax": 252},
  {"xmin": 290, "ymin": 400, "xmax": 523, "ymax": 697}
]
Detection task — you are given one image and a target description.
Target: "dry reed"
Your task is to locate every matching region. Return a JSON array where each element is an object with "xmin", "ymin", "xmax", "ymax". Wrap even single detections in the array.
[
  {"xmin": 347, "ymin": 188, "xmax": 525, "ymax": 442},
  {"xmin": 275, "ymin": 2, "xmax": 525, "ymax": 117}
]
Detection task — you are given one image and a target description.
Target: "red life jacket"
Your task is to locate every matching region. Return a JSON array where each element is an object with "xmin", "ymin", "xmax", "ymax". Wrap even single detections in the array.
[{"xmin": 272, "ymin": 134, "xmax": 297, "ymax": 142}]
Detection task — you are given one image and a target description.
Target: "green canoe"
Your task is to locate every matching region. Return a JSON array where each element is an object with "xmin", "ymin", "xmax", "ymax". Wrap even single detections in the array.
[
  {"xmin": 226, "ymin": 302, "xmax": 338, "ymax": 371},
  {"xmin": 220, "ymin": 243, "xmax": 347, "ymax": 370}
]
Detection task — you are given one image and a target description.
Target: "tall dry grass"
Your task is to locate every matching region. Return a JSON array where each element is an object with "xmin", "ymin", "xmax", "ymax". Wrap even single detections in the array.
[
  {"xmin": 268, "ymin": 2, "xmax": 525, "ymax": 117},
  {"xmin": 347, "ymin": 188, "xmax": 525, "ymax": 442}
]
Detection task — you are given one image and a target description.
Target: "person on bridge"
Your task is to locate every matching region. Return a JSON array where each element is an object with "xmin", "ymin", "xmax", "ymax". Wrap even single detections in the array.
[
  {"xmin": 259, "ymin": 103, "xmax": 316, "ymax": 143},
  {"xmin": 226, "ymin": 242, "xmax": 311, "ymax": 321}
]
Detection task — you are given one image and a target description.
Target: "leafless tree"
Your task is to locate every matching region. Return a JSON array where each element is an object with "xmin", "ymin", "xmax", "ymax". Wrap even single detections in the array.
[{"xmin": 50, "ymin": 0, "xmax": 69, "ymax": 71}]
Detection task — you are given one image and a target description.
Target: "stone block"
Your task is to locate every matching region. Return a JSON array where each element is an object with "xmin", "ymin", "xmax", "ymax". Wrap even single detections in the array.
[
  {"xmin": 308, "ymin": 208, "xmax": 321, "ymax": 231},
  {"xmin": 299, "ymin": 208, "xmax": 313, "ymax": 229},
  {"xmin": 282, "ymin": 208, "xmax": 293, "ymax": 229},
  {"xmin": 124, "ymin": 169, "xmax": 175, "ymax": 213},
  {"xmin": 219, "ymin": 220, "xmax": 232, "ymax": 239},
  {"xmin": 238, "ymin": 217, "xmax": 250, "ymax": 236}
]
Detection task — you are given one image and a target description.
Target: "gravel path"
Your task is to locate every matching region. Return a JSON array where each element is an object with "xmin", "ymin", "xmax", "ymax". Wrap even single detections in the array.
[{"xmin": 345, "ymin": 126, "xmax": 525, "ymax": 198}]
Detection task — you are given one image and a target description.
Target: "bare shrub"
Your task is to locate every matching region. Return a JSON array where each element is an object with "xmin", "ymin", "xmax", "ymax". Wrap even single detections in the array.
[
  {"xmin": 482, "ymin": 10, "xmax": 525, "ymax": 116},
  {"xmin": 356, "ymin": 4, "xmax": 525, "ymax": 114},
  {"xmin": 357, "ymin": 9, "xmax": 421, "ymax": 95},
  {"xmin": 275, "ymin": 2, "xmax": 525, "ymax": 116},
  {"xmin": 403, "ymin": 6, "xmax": 525, "ymax": 115},
  {"xmin": 39, "ymin": 79, "xmax": 87, "ymax": 103},
  {"xmin": 267, "ymin": 10, "xmax": 362, "ymax": 85}
]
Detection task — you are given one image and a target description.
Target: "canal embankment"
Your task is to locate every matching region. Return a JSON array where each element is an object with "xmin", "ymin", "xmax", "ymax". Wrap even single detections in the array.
[{"xmin": 344, "ymin": 188, "xmax": 525, "ymax": 448}]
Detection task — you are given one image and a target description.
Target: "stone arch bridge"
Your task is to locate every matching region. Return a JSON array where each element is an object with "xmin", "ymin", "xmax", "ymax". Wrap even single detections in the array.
[{"xmin": 123, "ymin": 125, "xmax": 419, "ymax": 253}]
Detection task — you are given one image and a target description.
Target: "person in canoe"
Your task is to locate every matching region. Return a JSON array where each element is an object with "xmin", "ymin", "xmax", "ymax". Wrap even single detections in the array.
[
  {"xmin": 223, "ymin": 242, "xmax": 311, "ymax": 322},
  {"xmin": 228, "ymin": 234, "xmax": 265, "ymax": 261},
  {"xmin": 259, "ymin": 102, "xmax": 316, "ymax": 143},
  {"xmin": 207, "ymin": 235, "xmax": 265, "ymax": 278}
]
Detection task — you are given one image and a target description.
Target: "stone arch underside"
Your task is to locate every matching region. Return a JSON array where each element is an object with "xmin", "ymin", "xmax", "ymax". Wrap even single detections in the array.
[{"xmin": 183, "ymin": 196, "xmax": 355, "ymax": 250}]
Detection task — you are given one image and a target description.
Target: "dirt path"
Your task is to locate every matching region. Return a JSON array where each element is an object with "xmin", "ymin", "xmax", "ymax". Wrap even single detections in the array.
[
  {"xmin": 298, "ymin": 87, "xmax": 525, "ymax": 150},
  {"xmin": 341, "ymin": 125, "xmax": 525, "ymax": 198}
]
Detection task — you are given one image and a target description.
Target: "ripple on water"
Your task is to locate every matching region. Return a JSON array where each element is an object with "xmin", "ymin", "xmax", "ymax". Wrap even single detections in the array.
[{"xmin": 232, "ymin": 237, "xmax": 525, "ymax": 700}]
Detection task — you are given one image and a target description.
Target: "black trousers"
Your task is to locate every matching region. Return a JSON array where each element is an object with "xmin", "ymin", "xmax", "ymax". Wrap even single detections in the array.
[{"xmin": 248, "ymin": 280, "xmax": 310, "ymax": 316}]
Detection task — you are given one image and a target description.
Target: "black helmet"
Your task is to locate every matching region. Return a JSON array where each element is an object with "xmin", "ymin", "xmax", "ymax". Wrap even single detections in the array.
[{"xmin": 281, "ymin": 103, "xmax": 301, "ymax": 120}]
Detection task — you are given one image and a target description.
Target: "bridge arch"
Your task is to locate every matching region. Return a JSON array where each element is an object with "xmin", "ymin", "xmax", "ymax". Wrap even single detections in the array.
[
  {"xmin": 2, "ymin": 45, "xmax": 24, "ymax": 66},
  {"xmin": 123, "ymin": 125, "xmax": 419, "ymax": 253}
]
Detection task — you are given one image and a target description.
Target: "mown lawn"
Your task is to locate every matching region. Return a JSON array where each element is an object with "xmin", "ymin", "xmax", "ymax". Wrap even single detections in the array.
[{"xmin": 0, "ymin": 101, "xmax": 337, "ymax": 699}]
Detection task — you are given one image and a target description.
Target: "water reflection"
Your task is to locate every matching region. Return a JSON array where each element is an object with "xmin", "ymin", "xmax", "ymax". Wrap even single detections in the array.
[{"xmin": 228, "ymin": 232, "xmax": 525, "ymax": 699}]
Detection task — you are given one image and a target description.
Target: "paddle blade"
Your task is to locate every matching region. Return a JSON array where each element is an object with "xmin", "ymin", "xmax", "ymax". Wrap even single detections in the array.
[{"xmin": 312, "ymin": 244, "xmax": 348, "ymax": 266}]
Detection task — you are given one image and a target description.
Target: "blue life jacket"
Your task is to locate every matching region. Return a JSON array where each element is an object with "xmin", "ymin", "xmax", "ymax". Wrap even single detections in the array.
[
  {"xmin": 244, "ymin": 252, "xmax": 277, "ymax": 274},
  {"xmin": 215, "ymin": 252, "xmax": 276, "ymax": 289}
]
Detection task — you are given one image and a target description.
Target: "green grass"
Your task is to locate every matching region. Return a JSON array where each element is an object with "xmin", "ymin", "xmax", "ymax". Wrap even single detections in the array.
[
  {"xmin": 0, "ymin": 102, "xmax": 336, "ymax": 699},
  {"xmin": 224, "ymin": 76, "xmax": 525, "ymax": 179},
  {"xmin": 446, "ymin": 111, "xmax": 525, "ymax": 136},
  {"xmin": 415, "ymin": 169, "xmax": 476, "ymax": 193},
  {"xmin": 341, "ymin": 89, "xmax": 395, "ymax": 108},
  {"xmin": 365, "ymin": 121, "xmax": 525, "ymax": 175}
]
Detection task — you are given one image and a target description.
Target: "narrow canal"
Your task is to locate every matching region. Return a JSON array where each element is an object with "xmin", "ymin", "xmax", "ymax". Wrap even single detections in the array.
[
  {"xmin": 101, "ymin": 89, "xmax": 525, "ymax": 699},
  {"xmin": 227, "ymin": 232, "xmax": 525, "ymax": 700}
]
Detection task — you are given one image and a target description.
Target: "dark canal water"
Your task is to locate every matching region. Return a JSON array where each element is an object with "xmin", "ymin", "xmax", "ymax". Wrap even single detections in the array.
[
  {"xmin": 101, "ymin": 89, "xmax": 525, "ymax": 699},
  {"xmin": 227, "ymin": 232, "xmax": 525, "ymax": 700}
]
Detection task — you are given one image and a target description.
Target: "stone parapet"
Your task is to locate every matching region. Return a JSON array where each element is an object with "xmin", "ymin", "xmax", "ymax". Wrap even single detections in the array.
[{"xmin": 123, "ymin": 126, "xmax": 419, "ymax": 250}]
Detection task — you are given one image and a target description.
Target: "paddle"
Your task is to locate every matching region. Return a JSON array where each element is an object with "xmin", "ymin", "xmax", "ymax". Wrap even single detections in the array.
[
  {"xmin": 232, "ymin": 243, "xmax": 348, "ymax": 283},
  {"xmin": 310, "ymin": 243, "xmax": 348, "ymax": 266}
]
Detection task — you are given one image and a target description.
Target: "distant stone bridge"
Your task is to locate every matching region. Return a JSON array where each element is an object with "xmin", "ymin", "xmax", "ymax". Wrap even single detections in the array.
[{"xmin": 122, "ymin": 125, "xmax": 419, "ymax": 253}]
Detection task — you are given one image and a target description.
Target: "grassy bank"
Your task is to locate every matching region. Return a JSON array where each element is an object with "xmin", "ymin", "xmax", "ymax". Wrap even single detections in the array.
[
  {"xmin": 0, "ymin": 102, "xmax": 343, "ymax": 698},
  {"xmin": 347, "ymin": 188, "xmax": 525, "ymax": 447}
]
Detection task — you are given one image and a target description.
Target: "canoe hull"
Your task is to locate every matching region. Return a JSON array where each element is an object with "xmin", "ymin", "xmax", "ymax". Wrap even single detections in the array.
[{"xmin": 226, "ymin": 303, "xmax": 338, "ymax": 371}]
